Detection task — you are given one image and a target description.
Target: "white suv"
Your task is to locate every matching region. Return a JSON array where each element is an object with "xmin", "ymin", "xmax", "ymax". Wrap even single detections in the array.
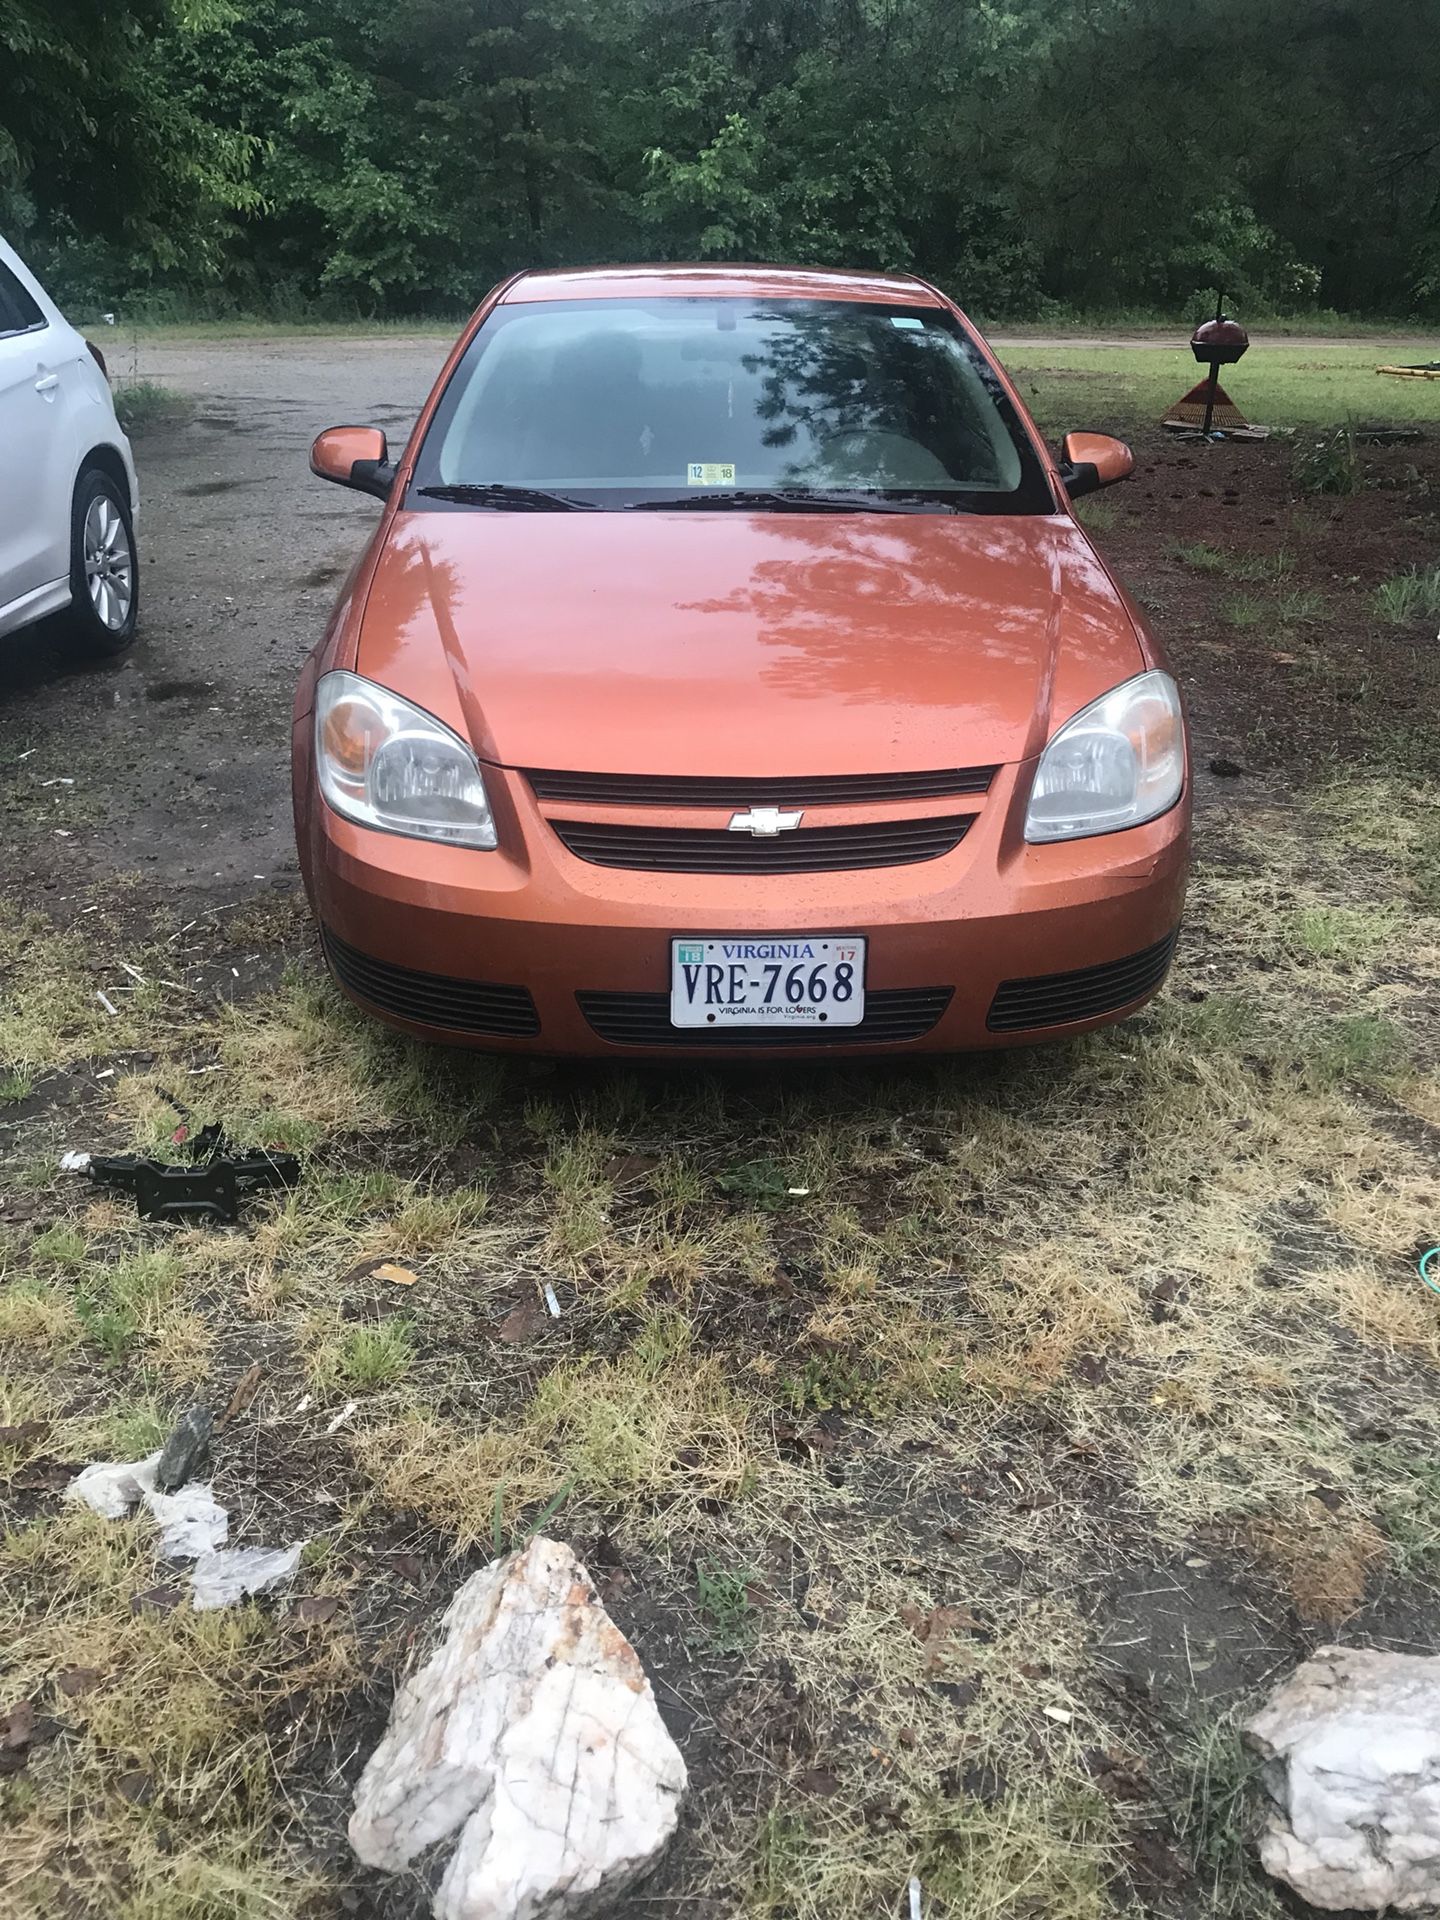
[{"xmin": 0, "ymin": 236, "xmax": 140, "ymax": 654}]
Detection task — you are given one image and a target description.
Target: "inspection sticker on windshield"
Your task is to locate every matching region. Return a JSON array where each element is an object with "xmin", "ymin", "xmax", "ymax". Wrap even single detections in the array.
[
  {"xmin": 686, "ymin": 462, "xmax": 736, "ymax": 486},
  {"xmin": 670, "ymin": 936, "xmax": 866, "ymax": 1028}
]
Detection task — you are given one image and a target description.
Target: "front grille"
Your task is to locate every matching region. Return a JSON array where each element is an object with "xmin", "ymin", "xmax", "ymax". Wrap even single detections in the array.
[
  {"xmin": 528, "ymin": 767, "xmax": 995, "ymax": 806},
  {"xmin": 986, "ymin": 932, "xmax": 1178, "ymax": 1032},
  {"xmin": 322, "ymin": 928, "xmax": 540, "ymax": 1037},
  {"xmin": 552, "ymin": 814, "xmax": 975, "ymax": 874},
  {"xmin": 578, "ymin": 987, "xmax": 953, "ymax": 1048}
]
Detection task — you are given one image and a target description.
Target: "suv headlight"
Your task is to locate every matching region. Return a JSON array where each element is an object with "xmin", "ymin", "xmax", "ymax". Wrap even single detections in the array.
[
  {"xmin": 1025, "ymin": 669, "xmax": 1185, "ymax": 842},
  {"xmin": 315, "ymin": 670, "xmax": 497, "ymax": 848}
]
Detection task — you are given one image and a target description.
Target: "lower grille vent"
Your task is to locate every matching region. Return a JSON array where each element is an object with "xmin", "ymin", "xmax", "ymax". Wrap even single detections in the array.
[
  {"xmin": 986, "ymin": 932, "xmax": 1178, "ymax": 1032},
  {"xmin": 322, "ymin": 927, "xmax": 540, "ymax": 1036},
  {"xmin": 577, "ymin": 987, "xmax": 952, "ymax": 1048}
]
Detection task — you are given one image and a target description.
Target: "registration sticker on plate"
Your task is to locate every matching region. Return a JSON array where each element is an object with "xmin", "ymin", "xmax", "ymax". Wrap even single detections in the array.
[{"xmin": 669, "ymin": 937, "xmax": 867, "ymax": 1029}]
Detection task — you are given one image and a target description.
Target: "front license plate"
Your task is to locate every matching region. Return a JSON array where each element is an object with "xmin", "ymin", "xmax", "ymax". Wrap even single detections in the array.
[{"xmin": 670, "ymin": 936, "xmax": 867, "ymax": 1029}]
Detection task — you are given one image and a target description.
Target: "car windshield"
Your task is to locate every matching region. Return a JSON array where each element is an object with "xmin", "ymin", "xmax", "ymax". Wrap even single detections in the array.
[{"xmin": 411, "ymin": 296, "xmax": 1052, "ymax": 512}]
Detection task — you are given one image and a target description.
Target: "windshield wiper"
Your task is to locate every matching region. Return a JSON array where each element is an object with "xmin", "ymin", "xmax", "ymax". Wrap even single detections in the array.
[
  {"xmin": 625, "ymin": 488, "xmax": 953, "ymax": 514},
  {"xmin": 414, "ymin": 482, "xmax": 589, "ymax": 511}
]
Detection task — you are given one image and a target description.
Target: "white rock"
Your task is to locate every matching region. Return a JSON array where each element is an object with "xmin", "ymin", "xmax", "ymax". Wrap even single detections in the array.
[
  {"xmin": 350, "ymin": 1536, "xmax": 686, "ymax": 1920},
  {"xmin": 191, "ymin": 1542, "xmax": 304, "ymax": 1611},
  {"xmin": 1245, "ymin": 1644, "xmax": 1440, "ymax": 1911}
]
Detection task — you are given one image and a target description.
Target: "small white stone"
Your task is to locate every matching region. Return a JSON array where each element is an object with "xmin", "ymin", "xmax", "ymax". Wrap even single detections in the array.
[
  {"xmin": 350, "ymin": 1536, "xmax": 686, "ymax": 1920},
  {"xmin": 1246, "ymin": 1644, "xmax": 1440, "ymax": 1911}
]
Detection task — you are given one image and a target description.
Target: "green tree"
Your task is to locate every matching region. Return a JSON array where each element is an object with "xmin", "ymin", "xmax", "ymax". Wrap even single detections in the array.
[{"xmin": 1, "ymin": 0, "xmax": 257, "ymax": 304}]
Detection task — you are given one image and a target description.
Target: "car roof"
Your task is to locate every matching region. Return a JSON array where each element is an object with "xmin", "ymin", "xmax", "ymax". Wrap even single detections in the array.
[{"xmin": 499, "ymin": 263, "xmax": 946, "ymax": 306}]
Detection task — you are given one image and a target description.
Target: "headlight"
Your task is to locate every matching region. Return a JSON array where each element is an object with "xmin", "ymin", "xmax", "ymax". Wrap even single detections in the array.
[
  {"xmin": 1025, "ymin": 669, "xmax": 1184, "ymax": 842},
  {"xmin": 315, "ymin": 670, "xmax": 497, "ymax": 848}
]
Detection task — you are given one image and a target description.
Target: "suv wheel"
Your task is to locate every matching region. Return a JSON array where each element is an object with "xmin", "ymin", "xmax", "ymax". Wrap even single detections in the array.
[{"xmin": 65, "ymin": 468, "xmax": 138, "ymax": 654}]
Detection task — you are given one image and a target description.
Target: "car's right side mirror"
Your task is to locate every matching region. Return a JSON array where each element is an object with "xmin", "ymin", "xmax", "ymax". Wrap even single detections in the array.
[
  {"xmin": 310, "ymin": 425, "xmax": 396, "ymax": 500},
  {"xmin": 1059, "ymin": 431, "xmax": 1134, "ymax": 501}
]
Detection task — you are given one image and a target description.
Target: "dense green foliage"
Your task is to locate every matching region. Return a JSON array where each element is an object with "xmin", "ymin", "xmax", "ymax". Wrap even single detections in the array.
[{"xmin": 4, "ymin": 0, "xmax": 1438, "ymax": 318}]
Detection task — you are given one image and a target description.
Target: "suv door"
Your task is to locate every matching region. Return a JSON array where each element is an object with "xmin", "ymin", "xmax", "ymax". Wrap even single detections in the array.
[{"xmin": 0, "ymin": 256, "xmax": 72, "ymax": 621}]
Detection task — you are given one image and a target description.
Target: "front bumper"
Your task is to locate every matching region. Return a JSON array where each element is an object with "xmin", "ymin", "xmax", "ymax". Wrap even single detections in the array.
[{"xmin": 293, "ymin": 749, "xmax": 1189, "ymax": 1058}]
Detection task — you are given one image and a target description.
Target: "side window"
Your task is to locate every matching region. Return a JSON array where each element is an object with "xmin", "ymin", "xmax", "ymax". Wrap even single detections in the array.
[{"xmin": 0, "ymin": 262, "xmax": 46, "ymax": 337}]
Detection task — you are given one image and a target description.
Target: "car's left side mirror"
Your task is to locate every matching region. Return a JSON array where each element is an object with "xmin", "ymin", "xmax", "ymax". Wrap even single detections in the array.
[
  {"xmin": 311, "ymin": 425, "xmax": 396, "ymax": 500},
  {"xmin": 1059, "ymin": 431, "xmax": 1134, "ymax": 501}
]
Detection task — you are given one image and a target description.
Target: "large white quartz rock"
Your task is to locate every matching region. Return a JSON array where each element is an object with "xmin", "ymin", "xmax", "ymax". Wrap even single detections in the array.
[
  {"xmin": 349, "ymin": 1536, "xmax": 687, "ymax": 1920},
  {"xmin": 1245, "ymin": 1644, "xmax": 1440, "ymax": 1911}
]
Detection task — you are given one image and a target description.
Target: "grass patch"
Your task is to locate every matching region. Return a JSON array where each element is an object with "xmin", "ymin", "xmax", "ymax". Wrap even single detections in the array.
[
  {"xmin": 1169, "ymin": 541, "xmax": 1295, "ymax": 582},
  {"xmin": 1011, "ymin": 344, "xmax": 1437, "ymax": 433},
  {"xmin": 1373, "ymin": 563, "xmax": 1440, "ymax": 627},
  {"xmin": 0, "ymin": 1507, "xmax": 352, "ymax": 1918},
  {"xmin": 1304, "ymin": 1012, "xmax": 1410, "ymax": 1085},
  {"xmin": 330, "ymin": 1317, "xmax": 415, "ymax": 1388},
  {"xmin": 716, "ymin": 1157, "xmax": 801, "ymax": 1211},
  {"xmin": 1219, "ymin": 591, "xmax": 1267, "ymax": 630},
  {"xmin": 1173, "ymin": 1716, "xmax": 1267, "ymax": 1916},
  {"xmin": 1072, "ymin": 496, "xmax": 1118, "ymax": 531},
  {"xmin": 4, "ymin": 767, "xmax": 1440, "ymax": 1914},
  {"xmin": 356, "ymin": 1309, "xmax": 759, "ymax": 1547},
  {"xmin": 1282, "ymin": 902, "xmax": 1399, "ymax": 961},
  {"xmin": 695, "ymin": 1559, "xmax": 757, "ymax": 1653},
  {"xmin": 1215, "ymin": 583, "xmax": 1329, "ymax": 632},
  {"xmin": 1364, "ymin": 1446, "xmax": 1440, "ymax": 1578},
  {"xmin": 1292, "ymin": 424, "xmax": 1365, "ymax": 495},
  {"xmin": 1273, "ymin": 587, "xmax": 1329, "ymax": 625},
  {"xmin": 110, "ymin": 379, "xmax": 191, "ymax": 434}
]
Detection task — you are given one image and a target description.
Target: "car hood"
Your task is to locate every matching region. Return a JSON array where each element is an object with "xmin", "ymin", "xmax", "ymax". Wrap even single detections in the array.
[{"xmin": 354, "ymin": 509, "xmax": 1146, "ymax": 774}]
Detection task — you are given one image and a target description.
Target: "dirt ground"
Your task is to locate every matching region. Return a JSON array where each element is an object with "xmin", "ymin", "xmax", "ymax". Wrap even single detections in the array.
[
  {"xmin": 1, "ymin": 337, "xmax": 443, "ymax": 899},
  {"xmin": 2, "ymin": 340, "xmax": 1439, "ymax": 1920}
]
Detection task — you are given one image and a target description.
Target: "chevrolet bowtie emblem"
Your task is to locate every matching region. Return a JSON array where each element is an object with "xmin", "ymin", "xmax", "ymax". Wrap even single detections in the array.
[{"xmin": 728, "ymin": 806, "xmax": 803, "ymax": 836}]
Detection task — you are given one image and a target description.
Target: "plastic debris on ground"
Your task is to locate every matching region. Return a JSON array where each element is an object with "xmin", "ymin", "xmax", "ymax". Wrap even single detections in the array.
[
  {"xmin": 65, "ymin": 1452, "xmax": 161, "ymax": 1521},
  {"xmin": 64, "ymin": 1448, "xmax": 228, "ymax": 1558},
  {"xmin": 147, "ymin": 1481, "xmax": 230, "ymax": 1559},
  {"xmin": 191, "ymin": 1543, "xmax": 304, "ymax": 1612},
  {"xmin": 63, "ymin": 1398, "xmax": 303, "ymax": 1603}
]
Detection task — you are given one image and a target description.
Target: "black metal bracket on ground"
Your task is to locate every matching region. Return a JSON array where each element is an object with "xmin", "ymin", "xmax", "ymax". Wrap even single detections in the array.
[{"xmin": 87, "ymin": 1146, "xmax": 300, "ymax": 1224}]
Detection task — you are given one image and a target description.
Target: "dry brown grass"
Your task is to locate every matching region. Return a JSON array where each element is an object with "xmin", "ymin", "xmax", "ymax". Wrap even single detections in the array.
[
  {"xmin": 356, "ymin": 1307, "xmax": 765, "ymax": 1549},
  {"xmin": 3, "ymin": 771, "xmax": 1439, "ymax": 1917},
  {"xmin": 1239, "ymin": 1503, "xmax": 1391, "ymax": 1625},
  {"xmin": 0, "ymin": 1507, "xmax": 355, "ymax": 1920}
]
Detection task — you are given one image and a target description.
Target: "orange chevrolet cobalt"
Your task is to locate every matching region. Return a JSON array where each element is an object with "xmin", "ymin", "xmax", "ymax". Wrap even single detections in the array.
[{"xmin": 293, "ymin": 265, "xmax": 1189, "ymax": 1057}]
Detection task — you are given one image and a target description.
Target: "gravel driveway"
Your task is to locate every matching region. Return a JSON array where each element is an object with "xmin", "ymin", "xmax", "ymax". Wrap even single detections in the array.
[{"xmin": 0, "ymin": 335, "xmax": 450, "ymax": 905}]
